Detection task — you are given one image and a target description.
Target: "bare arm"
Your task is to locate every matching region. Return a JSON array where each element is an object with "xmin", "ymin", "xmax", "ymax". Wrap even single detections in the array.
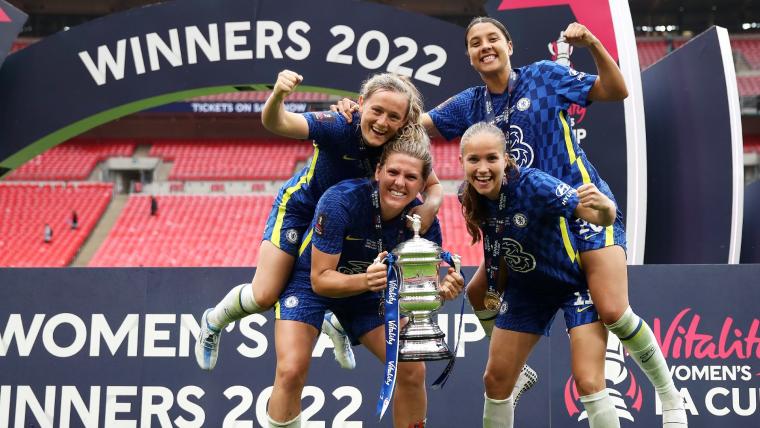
[
  {"xmin": 409, "ymin": 169, "xmax": 442, "ymax": 234},
  {"xmin": 562, "ymin": 22, "xmax": 628, "ymax": 101},
  {"xmin": 466, "ymin": 260, "xmax": 488, "ymax": 310},
  {"xmin": 311, "ymin": 248, "xmax": 387, "ymax": 298},
  {"xmin": 573, "ymin": 183, "xmax": 616, "ymax": 226},
  {"xmin": 261, "ymin": 69, "xmax": 310, "ymax": 139}
]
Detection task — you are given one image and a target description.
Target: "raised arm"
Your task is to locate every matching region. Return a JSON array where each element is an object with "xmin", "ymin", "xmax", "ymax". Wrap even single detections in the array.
[
  {"xmin": 562, "ymin": 22, "xmax": 628, "ymax": 101},
  {"xmin": 573, "ymin": 183, "xmax": 616, "ymax": 226},
  {"xmin": 261, "ymin": 69, "xmax": 310, "ymax": 139},
  {"xmin": 311, "ymin": 249, "xmax": 388, "ymax": 298}
]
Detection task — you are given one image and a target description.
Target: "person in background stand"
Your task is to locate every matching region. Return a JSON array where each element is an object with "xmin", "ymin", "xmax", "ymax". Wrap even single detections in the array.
[
  {"xmin": 43, "ymin": 223, "xmax": 52, "ymax": 243},
  {"xmin": 70, "ymin": 210, "xmax": 78, "ymax": 230},
  {"xmin": 150, "ymin": 195, "xmax": 158, "ymax": 216}
]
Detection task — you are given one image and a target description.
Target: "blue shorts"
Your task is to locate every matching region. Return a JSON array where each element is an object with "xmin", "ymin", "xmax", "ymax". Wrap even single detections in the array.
[
  {"xmin": 262, "ymin": 193, "xmax": 313, "ymax": 257},
  {"xmin": 275, "ymin": 285, "xmax": 384, "ymax": 345},
  {"xmin": 570, "ymin": 180, "xmax": 627, "ymax": 253},
  {"xmin": 495, "ymin": 288, "xmax": 599, "ymax": 336}
]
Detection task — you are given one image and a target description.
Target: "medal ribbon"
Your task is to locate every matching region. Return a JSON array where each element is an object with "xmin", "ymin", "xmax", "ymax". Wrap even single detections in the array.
[
  {"xmin": 376, "ymin": 253, "xmax": 401, "ymax": 420},
  {"xmin": 431, "ymin": 250, "xmax": 466, "ymax": 389}
]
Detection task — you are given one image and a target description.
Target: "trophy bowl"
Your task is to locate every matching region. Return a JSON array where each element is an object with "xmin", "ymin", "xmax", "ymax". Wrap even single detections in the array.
[{"xmin": 392, "ymin": 220, "xmax": 452, "ymax": 362}]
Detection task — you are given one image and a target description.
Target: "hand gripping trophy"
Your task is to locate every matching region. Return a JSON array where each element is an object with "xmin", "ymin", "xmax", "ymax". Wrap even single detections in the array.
[
  {"xmin": 377, "ymin": 214, "xmax": 462, "ymax": 419},
  {"xmin": 392, "ymin": 214, "xmax": 461, "ymax": 361}
]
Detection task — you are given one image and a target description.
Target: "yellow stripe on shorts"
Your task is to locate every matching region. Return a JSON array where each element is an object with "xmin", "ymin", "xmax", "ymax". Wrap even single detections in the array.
[
  {"xmin": 559, "ymin": 111, "xmax": 591, "ymax": 184},
  {"xmin": 274, "ymin": 301, "xmax": 281, "ymax": 319},
  {"xmin": 559, "ymin": 217, "xmax": 580, "ymax": 265},
  {"xmin": 605, "ymin": 225, "xmax": 614, "ymax": 247},
  {"xmin": 272, "ymin": 144, "xmax": 320, "ymax": 247}
]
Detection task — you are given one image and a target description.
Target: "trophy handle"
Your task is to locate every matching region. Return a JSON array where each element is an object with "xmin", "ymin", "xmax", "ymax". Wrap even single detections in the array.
[{"xmin": 451, "ymin": 254, "xmax": 461, "ymax": 276}]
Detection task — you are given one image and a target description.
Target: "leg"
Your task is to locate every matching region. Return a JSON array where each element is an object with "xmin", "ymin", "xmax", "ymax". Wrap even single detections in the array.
[
  {"xmin": 268, "ymin": 320, "xmax": 319, "ymax": 425},
  {"xmin": 360, "ymin": 321, "xmax": 427, "ymax": 428},
  {"xmin": 569, "ymin": 322, "xmax": 620, "ymax": 428},
  {"xmin": 581, "ymin": 247, "xmax": 686, "ymax": 426},
  {"xmin": 483, "ymin": 328, "xmax": 540, "ymax": 428},
  {"xmin": 195, "ymin": 241, "xmax": 295, "ymax": 370}
]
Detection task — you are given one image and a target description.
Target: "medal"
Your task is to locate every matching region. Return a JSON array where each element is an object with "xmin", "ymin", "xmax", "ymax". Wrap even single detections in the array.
[{"xmin": 484, "ymin": 290, "xmax": 501, "ymax": 311}]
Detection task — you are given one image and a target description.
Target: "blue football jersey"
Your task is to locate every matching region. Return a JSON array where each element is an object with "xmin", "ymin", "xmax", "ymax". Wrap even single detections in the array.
[
  {"xmin": 276, "ymin": 111, "xmax": 382, "ymax": 214},
  {"xmin": 289, "ymin": 178, "xmax": 442, "ymax": 292},
  {"xmin": 481, "ymin": 168, "xmax": 585, "ymax": 293},
  {"xmin": 430, "ymin": 60, "xmax": 603, "ymax": 190}
]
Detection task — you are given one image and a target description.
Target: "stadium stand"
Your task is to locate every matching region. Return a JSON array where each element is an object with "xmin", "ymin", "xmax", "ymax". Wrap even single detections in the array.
[
  {"xmin": 0, "ymin": 183, "xmax": 113, "ymax": 267},
  {"xmin": 431, "ymin": 138, "xmax": 463, "ymax": 179},
  {"xmin": 191, "ymin": 91, "xmax": 333, "ymax": 102},
  {"xmin": 149, "ymin": 139, "xmax": 313, "ymax": 180},
  {"xmin": 438, "ymin": 194, "xmax": 483, "ymax": 265},
  {"xmin": 636, "ymin": 39, "xmax": 669, "ymax": 69},
  {"xmin": 88, "ymin": 194, "xmax": 275, "ymax": 267},
  {"xmin": 731, "ymin": 37, "xmax": 760, "ymax": 69},
  {"xmin": 4, "ymin": 139, "xmax": 136, "ymax": 181},
  {"xmin": 738, "ymin": 75, "xmax": 760, "ymax": 97}
]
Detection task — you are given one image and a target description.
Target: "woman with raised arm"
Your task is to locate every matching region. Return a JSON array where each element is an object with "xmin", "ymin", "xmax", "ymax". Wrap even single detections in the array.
[{"xmin": 195, "ymin": 70, "xmax": 443, "ymax": 374}]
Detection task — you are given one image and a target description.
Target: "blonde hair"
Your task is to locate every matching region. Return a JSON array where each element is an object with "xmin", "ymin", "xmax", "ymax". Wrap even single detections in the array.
[
  {"xmin": 377, "ymin": 123, "xmax": 432, "ymax": 181},
  {"xmin": 360, "ymin": 73, "xmax": 424, "ymax": 141}
]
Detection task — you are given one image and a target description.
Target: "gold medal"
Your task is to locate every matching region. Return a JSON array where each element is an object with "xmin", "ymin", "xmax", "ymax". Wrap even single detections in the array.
[
  {"xmin": 378, "ymin": 299, "xmax": 385, "ymax": 318},
  {"xmin": 484, "ymin": 290, "xmax": 501, "ymax": 311}
]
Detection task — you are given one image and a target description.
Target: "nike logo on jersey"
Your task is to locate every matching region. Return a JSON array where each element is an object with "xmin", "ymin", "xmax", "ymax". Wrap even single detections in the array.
[
  {"xmin": 576, "ymin": 305, "xmax": 593, "ymax": 313},
  {"xmin": 342, "ymin": 155, "xmax": 357, "ymax": 161},
  {"xmin": 345, "ymin": 235, "xmax": 363, "ymax": 241}
]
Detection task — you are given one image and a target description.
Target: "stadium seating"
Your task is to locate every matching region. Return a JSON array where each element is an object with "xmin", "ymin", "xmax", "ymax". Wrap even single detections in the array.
[
  {"xmin": 191, "ymin": 91, "xmax": 332, "ymax": 102},
  {"xmin": 149, "ymin": 139, "xmax": 313, "ymax": 180},
  {"xmin": 731, "ymin": 38, "xmax": 760, "ymax": 69},
  {"xmin": 438, "ymin": 194, "xmax": 483, "ymax": 266},
  {"xmin": 0, "ymin": 183, "xmax": 113, "ymax": 267},
  {"xmin": 636, "ymin": 39, "xmax": 669, "ymax": 69},
  {"xmin": 737, "ymin": 75, "xmax": 760, "ymax": 97},
  {"xmin": 5, "ymin": 139, "xmax": 136, "ymax": 181},
  {"xmin": 88, "ymin": 194, "xmax": 275, "ymax": 267},
  {"xmin": 431, "ymin": 138, "xmax": 463, "ymax": 180}
]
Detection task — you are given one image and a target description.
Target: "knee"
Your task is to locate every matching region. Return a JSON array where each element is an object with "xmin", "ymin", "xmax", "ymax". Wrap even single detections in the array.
[
  {"xmin": 396, "ymin": 362, "xmax": 426, "ymax": 390},
  {"xmin": 574, "ymin": 375, "xmax": 606, "ymax": 397},
  {"xmin": 483, "ymin": 367, "xmax": 512, "ymax": 395},
  {"xmin": 275, "ymin": 361, "xmax": 309, "ymax": 392},
  {"xmin": 598, "ymin": 305, "xmax": 628, "ymax": 326}
]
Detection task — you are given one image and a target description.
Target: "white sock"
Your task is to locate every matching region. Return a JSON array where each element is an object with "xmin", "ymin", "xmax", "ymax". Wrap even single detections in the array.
[
  {"xmin": 483, "ymin": 393, "xmax": 513, "ymax": 428},
  {"xmin": 267, "ymin": 412, "xmax": 300, "ymax": 428},
  {"xmin": 208, "ymin": 283, "xmax": 263, "ymax": 328},
  {"xmin": 605, "ymin": 307, "xmax": 681, "ymax": 405},
  {"xmin": 580, "ymin": 389, "xmax": 620, "ymax": 428},
  {"xmin": 475, "ymin": 308, "xmax": 498, "ymax": 337}
]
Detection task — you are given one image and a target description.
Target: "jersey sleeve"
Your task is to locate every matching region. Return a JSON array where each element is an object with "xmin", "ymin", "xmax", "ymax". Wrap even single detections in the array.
[
  {"xmin": 524, "ymin": 169, "xmax": 579, "ymax": 219},
  {"xmin": 538, "ymin": 60, "xmax": 597, "ymax": 108},
  {"xmin": 427, "ymin": 88, "xmax": 476, "ymax": 141},
  {"xmin": 311, "ymin": 187, "xmax": 351, "ymax": 255},
  {"xmin": 304, "ymin": 111, "xmax": 354, "ymax": 149}
]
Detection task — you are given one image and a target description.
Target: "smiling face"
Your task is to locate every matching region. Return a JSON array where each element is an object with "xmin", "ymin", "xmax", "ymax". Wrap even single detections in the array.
[
  {"xmin": 460, "ymin": 131, "xmax": 508, "ymax": 200},
  {"xmin": 374, "ymin": 153, "xmax": 425, "ymax": 220},
  {"xmin": 358, "ymin": 89, "xmax": 409, "ymax": 147},
  {"xmin": 466, "ymin": 22, "xmax": 513, "ymax": 77}
]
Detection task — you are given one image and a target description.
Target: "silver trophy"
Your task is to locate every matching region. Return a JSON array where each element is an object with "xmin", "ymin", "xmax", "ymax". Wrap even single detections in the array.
[{"xmin": 392, "ymin": 214, "xmax": 460, "ymax": 361}]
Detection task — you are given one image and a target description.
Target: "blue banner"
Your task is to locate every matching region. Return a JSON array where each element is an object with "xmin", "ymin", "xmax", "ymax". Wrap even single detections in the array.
[{"xmin": 1, "ymin": 265, "xmax": 759, "ymax": 426}]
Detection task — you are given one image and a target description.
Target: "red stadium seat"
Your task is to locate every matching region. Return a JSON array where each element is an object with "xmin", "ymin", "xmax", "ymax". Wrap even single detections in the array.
[{"xmin": 0, "ymin": 183, "xmax": 114, "ymax": 267}]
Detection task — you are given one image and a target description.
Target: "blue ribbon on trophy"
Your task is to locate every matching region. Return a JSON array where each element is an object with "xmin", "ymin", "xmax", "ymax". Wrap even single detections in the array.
[
  {"xmin": 376, "ymin": 252, "xmax": 400, "ymax": 420},
  {"xmin": 432, "ymin": 251, "xmax": 465, "ymax": 389}
]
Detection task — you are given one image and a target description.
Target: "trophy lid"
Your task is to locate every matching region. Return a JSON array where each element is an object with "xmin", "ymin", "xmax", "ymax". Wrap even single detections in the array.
[{"xmin": 392, "ymin": 214, "xmax": 442, "ymax": 263}]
